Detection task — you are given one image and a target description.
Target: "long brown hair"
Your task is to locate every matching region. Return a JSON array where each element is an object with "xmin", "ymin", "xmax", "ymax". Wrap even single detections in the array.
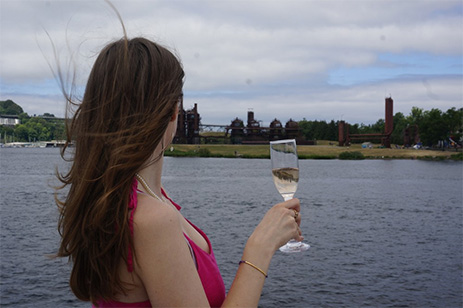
[{"xmin": 55, "ymin": 37, "xmax": 184, "ymax": 304}]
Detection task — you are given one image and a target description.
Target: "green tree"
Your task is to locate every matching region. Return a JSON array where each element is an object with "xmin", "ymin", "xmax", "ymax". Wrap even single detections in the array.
[
  {"xmin": 299, "ymin": 119, "xmax": 313, "ymax": 140},
  {"xmin": 356, "ymin": 123, "xmax": 373, "ymax": 134},
  {"xmin": 444, "ymin": 107, "xmax": 463, "ymax": 144},
  {"xmin": 18, "ymin": 112, "xmax": 30, "ymax": 124},
  {"xmin": 13, "ymin": 117, "xmax": 53, "ymax": 141},
  {"xmin": 326, "ymin": 120, "xmax": 337, "ymax": 141},
  {"xmin": 371, "ymin": 119, "xmax": 385, "ymax": 133},
  {"xmin": 299, "ymin": 119, "xmax": 339, "ymax": 141},
  {"xmin": 14, "ymin": 125, "xmax": 29, "ymax": 141},
  {"xmin": 407, "ymin": 107, "xmax": 424, "ymax": 127},
  {"xmin": 391, "ymin": 112, "xmax": 407, "ymax": 145},
  {"xmin": 0, "ymin": 125, "xmax": 14, "ymax": 142},
  {"xmin": 419, "ymin": 108, "xmax": 447, "ymax": 146},
  {"xmin": 0, "ymin": 99, "xmax": 24, "ymax": 115},
  {"xmin": 49, "ymin": 120, "xmax": 66, "ymax": 140}
]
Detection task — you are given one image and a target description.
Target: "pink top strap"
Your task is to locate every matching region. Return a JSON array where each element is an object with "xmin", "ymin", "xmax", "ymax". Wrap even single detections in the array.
[
  {"xmin": 119, "ymin": 180, "xmax": 225, "ymax": 308},
  {"xmin": 126, "ymin": 181, "xmax": 180, "ymax": 272}
]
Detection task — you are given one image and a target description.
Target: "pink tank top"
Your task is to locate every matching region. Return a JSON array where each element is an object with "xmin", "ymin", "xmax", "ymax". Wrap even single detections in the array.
[{"xmin": 95, "ymin": 179, "xmax": 226, "ymax": 307}]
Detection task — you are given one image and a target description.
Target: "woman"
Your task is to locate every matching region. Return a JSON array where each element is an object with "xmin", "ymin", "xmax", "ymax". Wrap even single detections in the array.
[{"xmin": 56, "ymin": 36, "xmax": 304, "ymax": 307}]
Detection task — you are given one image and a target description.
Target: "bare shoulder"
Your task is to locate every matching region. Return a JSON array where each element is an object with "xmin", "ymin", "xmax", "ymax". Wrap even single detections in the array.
[
  {"xmin": 133, "ymin": 193, "xmax": 181, "ymax": 235},
  {"xmin": 130, "ymin": 194, "xmax": 209, "ymax": 306},
  {"xmin": 131, "ymin": 193, "xmax": 186, "ymax": 271}
]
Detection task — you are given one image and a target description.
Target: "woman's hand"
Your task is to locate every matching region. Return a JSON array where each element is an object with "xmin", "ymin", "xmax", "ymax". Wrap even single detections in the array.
[
  {"xmin": 247, "ymin": 198, "xmax": 304, "ymax": 256},
  {"xmin": 224, "ymin": 198, "xmax": 305, "ymax": 307}
]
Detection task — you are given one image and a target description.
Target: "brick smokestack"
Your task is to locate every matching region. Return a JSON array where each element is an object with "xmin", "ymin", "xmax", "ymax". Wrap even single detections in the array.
[{"xmin": 385, "ymin": 97, "xmax": 393, "ymax": 135}]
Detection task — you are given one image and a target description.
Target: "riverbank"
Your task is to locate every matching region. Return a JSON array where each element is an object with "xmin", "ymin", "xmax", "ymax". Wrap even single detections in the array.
[{"xmin": 165, "ymin": 142, "xmax": 463, "ymax": 160}]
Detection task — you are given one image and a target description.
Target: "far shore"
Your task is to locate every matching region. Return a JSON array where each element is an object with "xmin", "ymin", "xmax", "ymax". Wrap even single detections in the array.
[
  {"xmin": 1, "ymin": 140, "xmax": 461, "ymax": 160},
  {"xmin": 165, "ymin": 141, "xmax": 462, "ymax": 161}
]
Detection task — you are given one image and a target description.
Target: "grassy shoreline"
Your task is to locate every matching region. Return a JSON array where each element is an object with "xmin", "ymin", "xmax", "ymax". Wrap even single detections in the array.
[{"xmin": 165, "ymin": 142, "xmax": 463, "ymax": 161}]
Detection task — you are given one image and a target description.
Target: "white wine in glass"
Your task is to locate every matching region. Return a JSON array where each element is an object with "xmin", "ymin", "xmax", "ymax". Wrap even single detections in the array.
[
  {"xmin": 271, "ymin": 167, "xmax": 299, "ymax": 201},
  {"xmin": 270, "ymin": 139, "xmax": 310, "ymax": 253}
]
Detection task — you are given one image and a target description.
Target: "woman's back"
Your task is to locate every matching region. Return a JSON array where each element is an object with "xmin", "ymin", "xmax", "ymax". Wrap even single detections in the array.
[{"xmin": 98, "ymin": 183, "xmax": 225, "ymax": 307}]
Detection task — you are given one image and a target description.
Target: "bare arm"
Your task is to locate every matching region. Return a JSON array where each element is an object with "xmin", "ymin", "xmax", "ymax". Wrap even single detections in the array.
[
  {"xmin": 223, "ymin": 198, "xmax": 302, "ymax": 307},
  {"xmin": 133, "ymin": 197, "xmax": 210, "ymax": 307},
  {"xmin": 133, "ymin": 196, "xmax": 303, "ymax": 307}
]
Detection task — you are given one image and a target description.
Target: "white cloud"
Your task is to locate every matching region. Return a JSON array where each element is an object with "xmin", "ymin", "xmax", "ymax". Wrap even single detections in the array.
[
  {"xmin": 0, "ymin": 0, "xmax": 461, "ymax": 125},
  {"xmin": 3, "ymin": 93, "xmax": 66, "ymax": 117}
]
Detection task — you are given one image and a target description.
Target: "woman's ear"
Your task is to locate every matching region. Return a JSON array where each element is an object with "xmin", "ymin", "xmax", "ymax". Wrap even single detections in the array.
[{"xmin": 170, "ymin": 105, "xmax": 179, "ymax": 122}]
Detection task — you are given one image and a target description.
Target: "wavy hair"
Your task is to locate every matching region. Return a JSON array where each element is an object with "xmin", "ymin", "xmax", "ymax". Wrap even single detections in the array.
[{"xmin": 55, "ymin": 37, "xmax": 184, "ymax": 304}]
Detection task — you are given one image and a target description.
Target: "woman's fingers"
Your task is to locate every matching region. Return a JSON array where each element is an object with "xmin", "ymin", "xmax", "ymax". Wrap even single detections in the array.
[
  {"xmin": 283, "ymin": 202, "xmax": 304, "ymax": 240},
  {"xmin": 295, "ymin": 226, "xmax": 304, "ymax": 242},
  {"xmin": 291, "ymin": 208, "xmax": 302, "ymax": 226},
  {"xmin": 252, "ymin": 198, "xmax": 306, "ymax": 251},
  {"xmin": 281, "ymin": 198, "xmax": 301, "ymax": 213},
  {"xmin": 282, "ymin": 199, "xmax": 302, "ymax": 226}
]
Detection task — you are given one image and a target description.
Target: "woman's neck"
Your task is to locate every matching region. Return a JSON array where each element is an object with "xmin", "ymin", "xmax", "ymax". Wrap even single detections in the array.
[{"xmin": 137, "ymin": 154, "xmax": 164, "ymax": 199}]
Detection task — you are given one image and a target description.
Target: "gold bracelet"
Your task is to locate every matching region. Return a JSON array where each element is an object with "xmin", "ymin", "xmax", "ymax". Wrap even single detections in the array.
[{"xmin": 239, "ymin": 260, "xmax": 268, "ymax": 278}]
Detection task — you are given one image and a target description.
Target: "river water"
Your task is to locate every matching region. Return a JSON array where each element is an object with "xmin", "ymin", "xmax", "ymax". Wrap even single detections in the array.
[{"xmin": 1, "ymin": 148, "xmax": 462, "ymax": 307}]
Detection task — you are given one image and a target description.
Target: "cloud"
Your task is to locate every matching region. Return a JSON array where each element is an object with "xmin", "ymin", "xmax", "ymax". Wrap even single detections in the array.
[
  {"xmin": 0, "ymin": 0, "xmax": 461, "ymax": 125},
  {"xmin": 185, "ymin": 73, "xmax": 462, "ymax": 127},
  {"xmin": 3, "ymin": 93, "xmax": 66, "ymax": 117}
]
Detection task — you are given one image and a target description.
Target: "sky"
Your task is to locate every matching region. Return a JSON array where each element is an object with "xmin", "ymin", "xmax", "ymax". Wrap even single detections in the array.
[{"xmin": 0, "ymin": 0, "xmax": 462, "ymax": 126}]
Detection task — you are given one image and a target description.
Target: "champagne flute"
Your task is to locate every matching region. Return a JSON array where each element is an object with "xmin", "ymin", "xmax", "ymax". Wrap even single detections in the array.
[{"xmin": 270, "ymin": 139, "xmax": 310, "ymax": 253}]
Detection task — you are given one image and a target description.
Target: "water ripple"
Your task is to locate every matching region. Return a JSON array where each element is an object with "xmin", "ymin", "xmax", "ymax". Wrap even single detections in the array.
[{"xmin": 1, "ymin": 150, "xmax": 462, "ymax": 307}]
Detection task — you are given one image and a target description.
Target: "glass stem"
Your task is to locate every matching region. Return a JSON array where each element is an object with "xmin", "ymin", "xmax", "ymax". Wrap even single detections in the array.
[{"xmin": 283, "ymin": 195, "xmax": 300, "ymax": 242}]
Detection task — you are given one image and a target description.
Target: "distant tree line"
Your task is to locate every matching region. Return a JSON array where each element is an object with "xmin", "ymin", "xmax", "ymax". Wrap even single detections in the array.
[
  {"xmin": 299, "ymin": 106, "xmax": 462, "ymax": 147},
  {"xmin": 0, "ymin": 100, "xmax": 66, "ymax": 142},
  {"xmin": 1, "ymin": 99, "xmax": 462, "ymax": 146}
]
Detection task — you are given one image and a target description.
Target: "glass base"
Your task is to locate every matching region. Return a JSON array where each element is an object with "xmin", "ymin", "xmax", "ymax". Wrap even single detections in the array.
[{"xmin": 279, "ymin": 240, "xmax": 310, "ymax": 253}]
